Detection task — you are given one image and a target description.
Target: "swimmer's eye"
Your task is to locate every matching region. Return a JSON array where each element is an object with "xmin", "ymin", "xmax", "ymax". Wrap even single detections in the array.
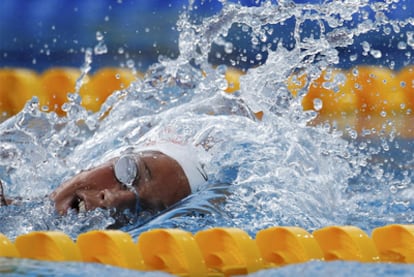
[
  {"xmin": 119, "ymin": 181, "xmax": 138, "ymax": 192},
  {"xmin": 114, "ymin": 154, "xmax": 139, "ymax": 190}
]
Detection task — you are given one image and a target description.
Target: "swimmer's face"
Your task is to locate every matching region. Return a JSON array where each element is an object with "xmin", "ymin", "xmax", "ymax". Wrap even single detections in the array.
[{"xmin": 50, "ymin": 151, "xmax": 191, "ymax": 219}]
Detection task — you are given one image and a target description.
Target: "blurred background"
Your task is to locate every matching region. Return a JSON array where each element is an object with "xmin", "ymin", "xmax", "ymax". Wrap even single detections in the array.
[{"xmin": 1, "ymin": 0, "xmax": 413, "ymax": 72}]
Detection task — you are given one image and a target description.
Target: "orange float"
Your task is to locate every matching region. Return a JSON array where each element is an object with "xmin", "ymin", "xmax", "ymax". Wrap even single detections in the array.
[
  {"xmin": 397, "ymin": 66, "xmax": 414, "ymax": 138},
  {"xmin": 79, "ymin": 68, "xmax": 140, "ymax": 112},
  {"xmin": 372, "ymin": 224, "xmax": 414, "ymax": 263},
  {"xmin": 256, "ymin": 226, "xmax": 323, "ymax": 267},
  {"xmin": 0, "ymin": 233, "xmax": 19, "ymax": 258},
  {"xmin": 303, "ymin": 69, "xmax": 356, "ymax": 116},
  {"xmin": 1, "ymin": 65, "xmax": 414, "ymax": 138},
  {"xmin": 350, "ymin": 66, "xmax": 405, "ymax": 114},
  {"xmin": 396, "ymin": 66, "xmax": 414, "ymax": 110},
  {"xmin": 313, "ymin": 226, "xmax": 379, "ymax": 262},
  {"xmin": 225, "ymin": 67, "xmax": 245, "ymax": 93},
  {"xmin": 40, "ymin": 67, "xmax": 81, "ymax": 116},
  {"xmin": 77, "ymin": 230, "xmax": 145, "ymax": 270},
  {"xmin": 0, "ymin": 68, "xmax": 41, "ymax": 119},
  {"xmin": 137, "ymin": 229, "xmax": 208, "ymax": 276},
  {"xmin": 15, "ymin": 231, "xmax": 81, "ymax": 262},
  {"xmin": 287, "ymin": 69, "xmax": 357, "ymax": 130},
  {"xmin": 349, "ymin": 66, "xmax": 407, "ymax": 135},
  {"xmin": 194, "ymin": 227, "xmax": 263, "ymax": 276}
]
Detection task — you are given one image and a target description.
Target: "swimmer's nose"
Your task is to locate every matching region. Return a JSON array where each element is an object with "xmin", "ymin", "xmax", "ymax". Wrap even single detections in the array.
[
  {"xmin": 98, "ymin": 189, "xmax": 115, "ymax": 207},
  {"xmin": 96, "ymin": 188, "xmax": 136, "ymax": 210}
]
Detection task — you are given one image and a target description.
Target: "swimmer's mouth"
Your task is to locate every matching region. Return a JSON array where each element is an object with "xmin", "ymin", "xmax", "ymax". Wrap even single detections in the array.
[{"xmin": 70, "ymin": 195, "xmax": 87, "ymax": 213}]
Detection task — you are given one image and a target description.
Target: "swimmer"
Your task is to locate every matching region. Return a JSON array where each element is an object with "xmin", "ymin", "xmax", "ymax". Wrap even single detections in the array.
[{"xmin": 2, "ymin": 143, "xmax": 208, "ymax": 226}]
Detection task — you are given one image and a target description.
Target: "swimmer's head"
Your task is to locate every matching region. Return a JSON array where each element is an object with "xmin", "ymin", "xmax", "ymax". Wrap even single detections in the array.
[
  {"xmin": 50, "ymin": 143, "xmax": 207, "ymax": 225},
  {"xmin": 141, "ymin": 143, "xmax": 208, "ymax": 193}
]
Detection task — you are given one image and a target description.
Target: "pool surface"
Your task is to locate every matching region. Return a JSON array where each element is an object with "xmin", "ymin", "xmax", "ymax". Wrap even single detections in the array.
[{"xmin": 1, "ymin": 0, "xmax": 414, "ymax": 276}]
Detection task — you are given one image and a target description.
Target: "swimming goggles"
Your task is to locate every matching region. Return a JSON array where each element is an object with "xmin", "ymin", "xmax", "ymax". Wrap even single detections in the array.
[
  {"xmin": 114, "ymin": 154, "xmax": 139, "ymax": 191},
  {"xmin": 114, "ymin": 154, "xmax": 143, "ymax": 214}
]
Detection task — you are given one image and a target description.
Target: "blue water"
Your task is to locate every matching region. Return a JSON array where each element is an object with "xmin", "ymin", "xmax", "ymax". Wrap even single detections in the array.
[
  {"xmin": 3, "ymin": 259, "xmax": 414, "ymax": 276},
  {"xmin": 1, "ymin": 0, "xmax": 414, "ymax": 276}
]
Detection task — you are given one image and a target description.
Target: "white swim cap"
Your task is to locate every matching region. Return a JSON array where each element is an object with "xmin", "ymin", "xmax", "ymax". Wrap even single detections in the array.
[{"xmin": 141, "ymin": 143, "xmax": 208, "ymax": 192}]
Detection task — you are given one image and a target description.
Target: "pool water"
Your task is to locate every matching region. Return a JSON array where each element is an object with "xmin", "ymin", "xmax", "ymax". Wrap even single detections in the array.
[{"xmin": 1, "ymin": 0, "xmax": 414, "ymax": 276}]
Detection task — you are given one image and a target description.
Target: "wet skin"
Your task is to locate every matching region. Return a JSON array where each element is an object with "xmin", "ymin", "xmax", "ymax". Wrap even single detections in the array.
[{"xmin": 50, "ymin": 151, "xmax": 191, "ymax": 217}]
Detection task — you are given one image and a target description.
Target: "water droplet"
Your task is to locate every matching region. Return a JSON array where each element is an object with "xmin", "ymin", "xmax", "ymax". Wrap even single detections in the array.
[
  {"xmin": 389, "ymin": 185, "xmax": 397, "ymax": 194},
  {"xmin": 383, "ymin": 26, "xmax": 391, "ymax": 35},
  {"xmin": 398, "ymin": 41, "xmax": 407, "ymax": 50},
  {"xmin": 370, "ymin": 49, "xmax": 382, "ymax": 59},
  {"xmin": 216, "ymin": 78, "xmax": 228, "ymax": 91},
  {"xmin": 96, "ymin": 31, "xmax": 104, "ymax": 41},
  {"xmin": 251, "ymin": 36, "xmax": 259, "ymax": 45},
  {"xmin": 352, "ymin": 68, "xmax": 359, "ymax": 77},
  {"xmin": 349, "ymin": 129, "xmax": 358, "ymax": 139},
  {"xmin": 224, "ymin": 42, "xmax": 233, "ymax": 54},
  {"xmin": 126, "ymin": 59, "xmax": 135, "ymax": 69},
  {"xmin": 259, "ymin": 32, "xmax": 267, "ymax": 42},
  {"xmin": 349, "ymin": 54, "xmax": 358, "ymax": 61},
  {"xmin": 313, "ymin": 98, "xmax": 323, "ymax": 111},
  {"xmin": 361, "ymin": 41, "xmax": 370, "ymax": 55},
  {"xmin": 94, "ymin": 41, "xmax": 108, "ymax": 55},
  {"xmin": 407, "ymin": 31, "xmax": 414, "ymax": 48}
]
